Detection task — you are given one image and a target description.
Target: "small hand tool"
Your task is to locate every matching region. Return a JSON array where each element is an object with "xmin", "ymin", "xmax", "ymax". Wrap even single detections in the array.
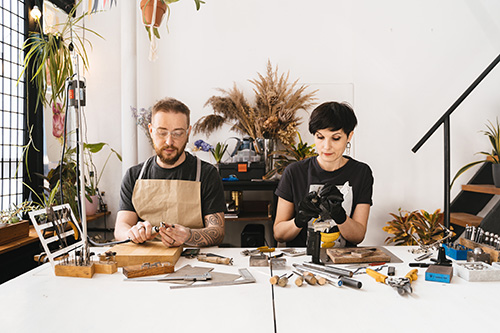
[
  {"xmin": 293, "ymin": 264, "xmax": 344, "ymax": 287},
  {"xmin": 366, "ymin": 268, "xmax": 418, "ymax": 296},
  {"xmin": 292, "ymin": 271, "xmax": 304, "ymax": 287},
  {"xmin": 278, "ymin": 274, "xmax": 293, "ymax": 287},
  {"xmin": 197, "ymin": 254, "xmax": 233, "ymax": 265},
  {"xmin": 302, "ymin": 262, "xmax": 354, "ymax": 277}
]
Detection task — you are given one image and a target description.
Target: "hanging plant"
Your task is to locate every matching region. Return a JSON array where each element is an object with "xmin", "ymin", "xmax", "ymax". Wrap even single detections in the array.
[{"xmin": 140, "ymin": 0, "xmax": 205, "ymax": 61}]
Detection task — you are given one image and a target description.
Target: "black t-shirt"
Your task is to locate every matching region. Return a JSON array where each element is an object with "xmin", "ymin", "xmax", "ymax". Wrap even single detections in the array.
[
  {"xmin": 275, "ymin": 156, "xmax": 374, "ymax": 247},
  {"xmin": 119, "ymin": 152, "xmax": 226, "ymax": 220}
]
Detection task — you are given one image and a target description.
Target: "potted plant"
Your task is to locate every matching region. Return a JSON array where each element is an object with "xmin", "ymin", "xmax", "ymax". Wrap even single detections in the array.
[
  {"xmin": 0, "ymin": 201, "xmax": 40, "ymax": 245},
  {"xmin": 263, "ymin": 132, "xmax": 317, "ymax": 179},
  {"xmin": 19, "ymin": 0, "xmax": 102, "ymax": 110},
  {"xmin": 451, "ymin": 118, "xmax": 500, "ymax": 188},
  {"xmin": 140, "ymin": 0, "xmax": 205, "ymax": 40},
  {"xmin": 46, "ymin": 142, "xmax": 121, "ymax": 218},
  {"xmin": 68, "ymin": 143, "xmax": 122, "ymax": 216},
  {"xmin": 383, "ymin": 208, "xmax": 450, "ymax": 246},
  {"xmin": 211, "ymin": 142, "xmax": 228, "ymax": 165}
]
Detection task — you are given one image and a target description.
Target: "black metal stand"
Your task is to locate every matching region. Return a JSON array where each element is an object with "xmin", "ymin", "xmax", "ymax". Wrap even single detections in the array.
[{"xmin": 412, "ymin": 53, "xmax": 500, "ymax": 231}]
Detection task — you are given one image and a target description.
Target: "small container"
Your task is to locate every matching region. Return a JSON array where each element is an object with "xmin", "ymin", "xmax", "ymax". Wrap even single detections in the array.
[{"xmin": 443, "ymin": 243, "xmax": 470, "ymax": 260}]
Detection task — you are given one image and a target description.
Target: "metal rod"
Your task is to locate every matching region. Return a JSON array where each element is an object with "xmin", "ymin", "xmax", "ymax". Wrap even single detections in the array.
[
  {"xmin": 444, "ymin": 117, "xmax": 451, "ymax": 232},
  {"xmin": 412, "ymin": 53, "xmax": 500, "ymax": 153}
]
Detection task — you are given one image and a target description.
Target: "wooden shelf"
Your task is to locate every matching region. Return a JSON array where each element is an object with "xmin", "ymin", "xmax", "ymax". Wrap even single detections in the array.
[
  {"xmin": 450, "ymin": 212, "xmax": 482, "ymax": 228},
  {"xmin": 0, "ymin": 227, "xmax": 39, "ymax": 255},
  {"xmin": 1, "ymin": 211, "xmax": 111, "ymax": 255},
  {"xmin": 462, "ymin": 184, "xmax": 500, "ymax": 195},
  {"xmin": 225, "ymin": 212, "xmax": 272, "ymax": 222},
  {"xmin": 86, "ymin": 211, "xmax": 111, "ymax": 222}
]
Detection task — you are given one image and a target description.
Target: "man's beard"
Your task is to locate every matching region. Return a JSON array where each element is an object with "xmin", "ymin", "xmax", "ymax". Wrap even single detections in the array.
[{"xmin": 154, "ymin": 141, "xmax": 187, "ymax": 166}]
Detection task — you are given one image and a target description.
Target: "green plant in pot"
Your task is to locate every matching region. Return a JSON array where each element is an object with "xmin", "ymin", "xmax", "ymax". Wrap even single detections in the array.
[
  {"xmin": 383, "ymin": 208, "xmax": 450, "ymax": 246},
  {"xmin": 210, "ymin": 142, "xmax": 228, "ymax": 164},
  {"xmin": 451, "ymin": 118, "xmax": 500, "ymax": 188},
  {"xmin": 263, "ymin": 132, "xmax": 317, "ymax": 180},
  {"xmin": 67, "ymin": 142, "xmax": 122, "ymax": 215},
  {"xmin": 19, "ymin": 0, "xmax": 102, "ymax": 110},
  {"xmin": 140, "ymin": 0, "xmax": 205, "ymax": 40}
]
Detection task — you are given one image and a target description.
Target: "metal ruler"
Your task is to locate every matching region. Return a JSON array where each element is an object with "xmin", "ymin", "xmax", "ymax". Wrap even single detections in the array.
[
  {"xmin": 170, "ymin": 268, "xmax": 256, "ymax": 289},
  {"xmin": 125, "ymin": 272, "xmax": 212, "ymax": 282}
]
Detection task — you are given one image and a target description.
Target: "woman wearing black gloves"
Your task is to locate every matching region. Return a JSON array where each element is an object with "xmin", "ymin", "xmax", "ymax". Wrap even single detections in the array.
[{"xmin": 273, "ymin": 102, "xmax": 374, "ymax": 247}]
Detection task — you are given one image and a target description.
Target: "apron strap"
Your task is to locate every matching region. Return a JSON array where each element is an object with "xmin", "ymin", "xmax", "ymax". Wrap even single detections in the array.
[
  {"xmin": 195, "ymin": 157, "xmax": 201, "ymax": 182},
  {"xmin": 138, "ymin": 156, "xmax": 155, "ymax": 180},
  {"xmin": 138, "ymin": 155, "xmax": 201, "ymax": 181}
]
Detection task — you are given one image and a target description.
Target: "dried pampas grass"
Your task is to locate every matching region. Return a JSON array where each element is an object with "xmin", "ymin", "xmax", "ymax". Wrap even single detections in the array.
[{"xmin": 193, "ymin": 60, "xmax": 317, "ymax": 145}]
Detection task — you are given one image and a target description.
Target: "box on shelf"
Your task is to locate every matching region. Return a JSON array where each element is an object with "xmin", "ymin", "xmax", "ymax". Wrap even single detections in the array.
[{"xmin": 219, "ymin": 162, "xmax": 265, "ymax": 181}]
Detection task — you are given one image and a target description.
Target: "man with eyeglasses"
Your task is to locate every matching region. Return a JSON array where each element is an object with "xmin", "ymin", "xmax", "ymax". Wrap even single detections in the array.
[{"xmin": 115, "ymin": 98, "xmax": 226, "ymax": 247}]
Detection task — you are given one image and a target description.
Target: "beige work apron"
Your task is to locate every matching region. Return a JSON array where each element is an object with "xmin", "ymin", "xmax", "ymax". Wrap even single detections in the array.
[{"xmin": 131, "ymin": 156, "xmax": 204, "ymax": 229}]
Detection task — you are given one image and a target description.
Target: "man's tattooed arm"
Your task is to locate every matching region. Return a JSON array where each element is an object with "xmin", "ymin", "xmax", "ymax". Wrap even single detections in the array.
[{"xmin": 184, "ymin": 212, "xmax": 225, "ymax": 247}]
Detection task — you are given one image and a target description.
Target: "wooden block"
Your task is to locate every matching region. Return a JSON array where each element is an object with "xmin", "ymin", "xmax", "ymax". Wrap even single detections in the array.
[
  {"xmin": 94, "ymin": 261, "xmax": 118, "ymax": 274},
  {"xmin": 122, "ymin": 262, "xmax": 174, "ymax": 278},
  {"xmin": 55, "ymin": 262, "xmax": 95, "ymax": 278},
  {"xmin": 110, "ymin": 241, "xmax": 182, "ymax": 267},
  {"xmin": 326, "ymin": 247, "xmax": 391, "ymax": 264},
  {"xmin": 0, "ymin": 220, "xmax": 30, "ymax": 245},
  {"xmin": 458, "ymin": 238, "xmax": 500, "ymax": 262}
]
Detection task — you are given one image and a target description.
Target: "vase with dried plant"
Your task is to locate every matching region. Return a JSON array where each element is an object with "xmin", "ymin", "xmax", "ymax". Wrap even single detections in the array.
[{"xmin": 193, "ymin": 60, "xmax": 317, "ymax": 157}]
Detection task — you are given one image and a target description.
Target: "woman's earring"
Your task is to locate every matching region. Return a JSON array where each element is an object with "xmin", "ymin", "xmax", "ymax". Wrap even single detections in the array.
[{"xmin": 345, "ymin": 142, "xmax": 351, "ymax": 155}]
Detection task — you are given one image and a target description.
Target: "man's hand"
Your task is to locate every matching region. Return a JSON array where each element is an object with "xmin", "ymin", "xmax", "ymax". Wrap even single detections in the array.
[
  {"xmin": 159, "ymin": 223, "xmax": 192, "ymax": 248},
  {"xmin": 319, "ymin": 183, "xmax": 347, "ymax": 225},
  {"xmin": 127, "ymin": 221, "xmax": 156, "ymax": 243},
  {"xmin": 295, "ymin": 192, "xmax": 322, "ymax": 229}
]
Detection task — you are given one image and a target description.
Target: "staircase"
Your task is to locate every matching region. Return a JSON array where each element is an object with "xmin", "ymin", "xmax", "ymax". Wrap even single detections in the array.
[{"xmin": 450, "ymin": 162, "xmax": 500, "ymax": 235}]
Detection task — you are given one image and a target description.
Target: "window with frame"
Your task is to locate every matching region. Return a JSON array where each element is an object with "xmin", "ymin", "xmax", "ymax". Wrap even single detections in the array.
[{"xmin": 0, "ymin": 1, "xmax": 27, "ymax": 211}]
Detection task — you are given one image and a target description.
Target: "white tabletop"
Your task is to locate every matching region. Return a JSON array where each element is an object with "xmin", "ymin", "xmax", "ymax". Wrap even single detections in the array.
[{"xmin": 0, "ymin": 246, "xmax": 498, "ymax": 332}]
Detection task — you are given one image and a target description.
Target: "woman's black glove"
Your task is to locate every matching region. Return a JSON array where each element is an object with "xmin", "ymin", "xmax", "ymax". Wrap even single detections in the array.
[
  {"xmin": 319, "ymin": 183, "xmax": 347, "ymax": 225},
  {"xmin": 294, "ymin": 192, "xmax": 321, "ymax": 229}
]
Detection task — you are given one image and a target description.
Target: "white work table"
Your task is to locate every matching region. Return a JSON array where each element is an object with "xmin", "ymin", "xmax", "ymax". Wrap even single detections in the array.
[{"xmin": 0, "ymin": 246, "xmax": 499, "ymax": 332}]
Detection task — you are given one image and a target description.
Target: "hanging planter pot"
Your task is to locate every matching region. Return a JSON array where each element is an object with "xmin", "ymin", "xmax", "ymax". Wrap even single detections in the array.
[{"xmin": 140, "ymin": 0, "xmax": 167, "ymax": 29}]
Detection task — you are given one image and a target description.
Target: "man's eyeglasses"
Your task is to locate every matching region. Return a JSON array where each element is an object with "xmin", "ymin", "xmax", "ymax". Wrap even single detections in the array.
[{"xmin": 152, "ymin": 127, "xmax": 188, "ymax": 139}]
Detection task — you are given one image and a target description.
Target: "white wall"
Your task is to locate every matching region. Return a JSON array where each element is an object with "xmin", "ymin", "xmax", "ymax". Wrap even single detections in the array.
[{"xmin": 78, "ymin": 0, "xmax": 500, "ymax": 245}]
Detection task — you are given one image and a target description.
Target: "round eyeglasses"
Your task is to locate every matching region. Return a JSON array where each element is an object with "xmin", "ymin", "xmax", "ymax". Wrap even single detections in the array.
[{"xmin": 152, "ymin": 127, "xmax": 188, "ymax": 139}]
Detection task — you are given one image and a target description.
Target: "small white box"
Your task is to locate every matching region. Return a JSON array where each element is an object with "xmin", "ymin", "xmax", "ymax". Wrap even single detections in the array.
[{"xmin": 454, "ymin": 262, "xmax": 500, "ymax": 282}]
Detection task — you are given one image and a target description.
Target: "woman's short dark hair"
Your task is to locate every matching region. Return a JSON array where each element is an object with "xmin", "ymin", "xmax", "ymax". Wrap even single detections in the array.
[
  {"xmin": 308, "ymin": 101, "xmax": 357, "ymax": 135},
  {"xmin": 152, "ymin": 97, "xmax": 191, "ymax": 125}
]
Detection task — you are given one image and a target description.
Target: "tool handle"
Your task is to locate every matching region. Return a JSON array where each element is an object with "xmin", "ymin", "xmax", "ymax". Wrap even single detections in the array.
[
  {"xmin": 270, "ymin": 275, "xmax": 279, "ymax": 285},
  {"xmin": 366, "ymin": 268, "xmax": 387, "ymax": 283},
  {"xmin": 198, "ymin": 256, "xmax": 232, "ymax": 265},
  {"xmin": 405, "ymin": 268, "xmax": 418, "ymax": 282},
  {"xmin": 304, "ymin": 274, "xmax": 317, "ymax": 285},
  {"xmin": 339, "ymin": 276, "xmax": 362, "ymax": 289},
  {"xmin": 295, "ymin": 276, "xmax": 304, "ymax": 287}
]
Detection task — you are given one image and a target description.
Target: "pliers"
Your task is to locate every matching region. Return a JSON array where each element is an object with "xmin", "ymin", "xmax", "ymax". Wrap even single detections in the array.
[{"xmin": 366, "ymin": 268, "xmax": 418, "ymax": 296}]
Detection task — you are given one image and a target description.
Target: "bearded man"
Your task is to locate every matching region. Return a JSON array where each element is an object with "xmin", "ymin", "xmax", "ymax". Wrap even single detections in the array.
[{"xmin": 115, "ymin": 98, "xmax": 226, "ymax": 247}]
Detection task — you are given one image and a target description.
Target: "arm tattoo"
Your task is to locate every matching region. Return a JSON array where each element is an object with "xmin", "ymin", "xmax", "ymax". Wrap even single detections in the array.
[{"xmin": 184, "ymin": 212, "xmax": 225, "ymax": 247}]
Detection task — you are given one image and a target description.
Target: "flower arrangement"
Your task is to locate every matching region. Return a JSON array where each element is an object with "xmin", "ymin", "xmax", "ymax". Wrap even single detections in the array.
[
  {"xmin": 193, "ymin": 60, "xmax": 317, "ymax": 147},
  {"xmin": 131, "ymin": 106, "xmax": 153, "ymax": 146}
]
